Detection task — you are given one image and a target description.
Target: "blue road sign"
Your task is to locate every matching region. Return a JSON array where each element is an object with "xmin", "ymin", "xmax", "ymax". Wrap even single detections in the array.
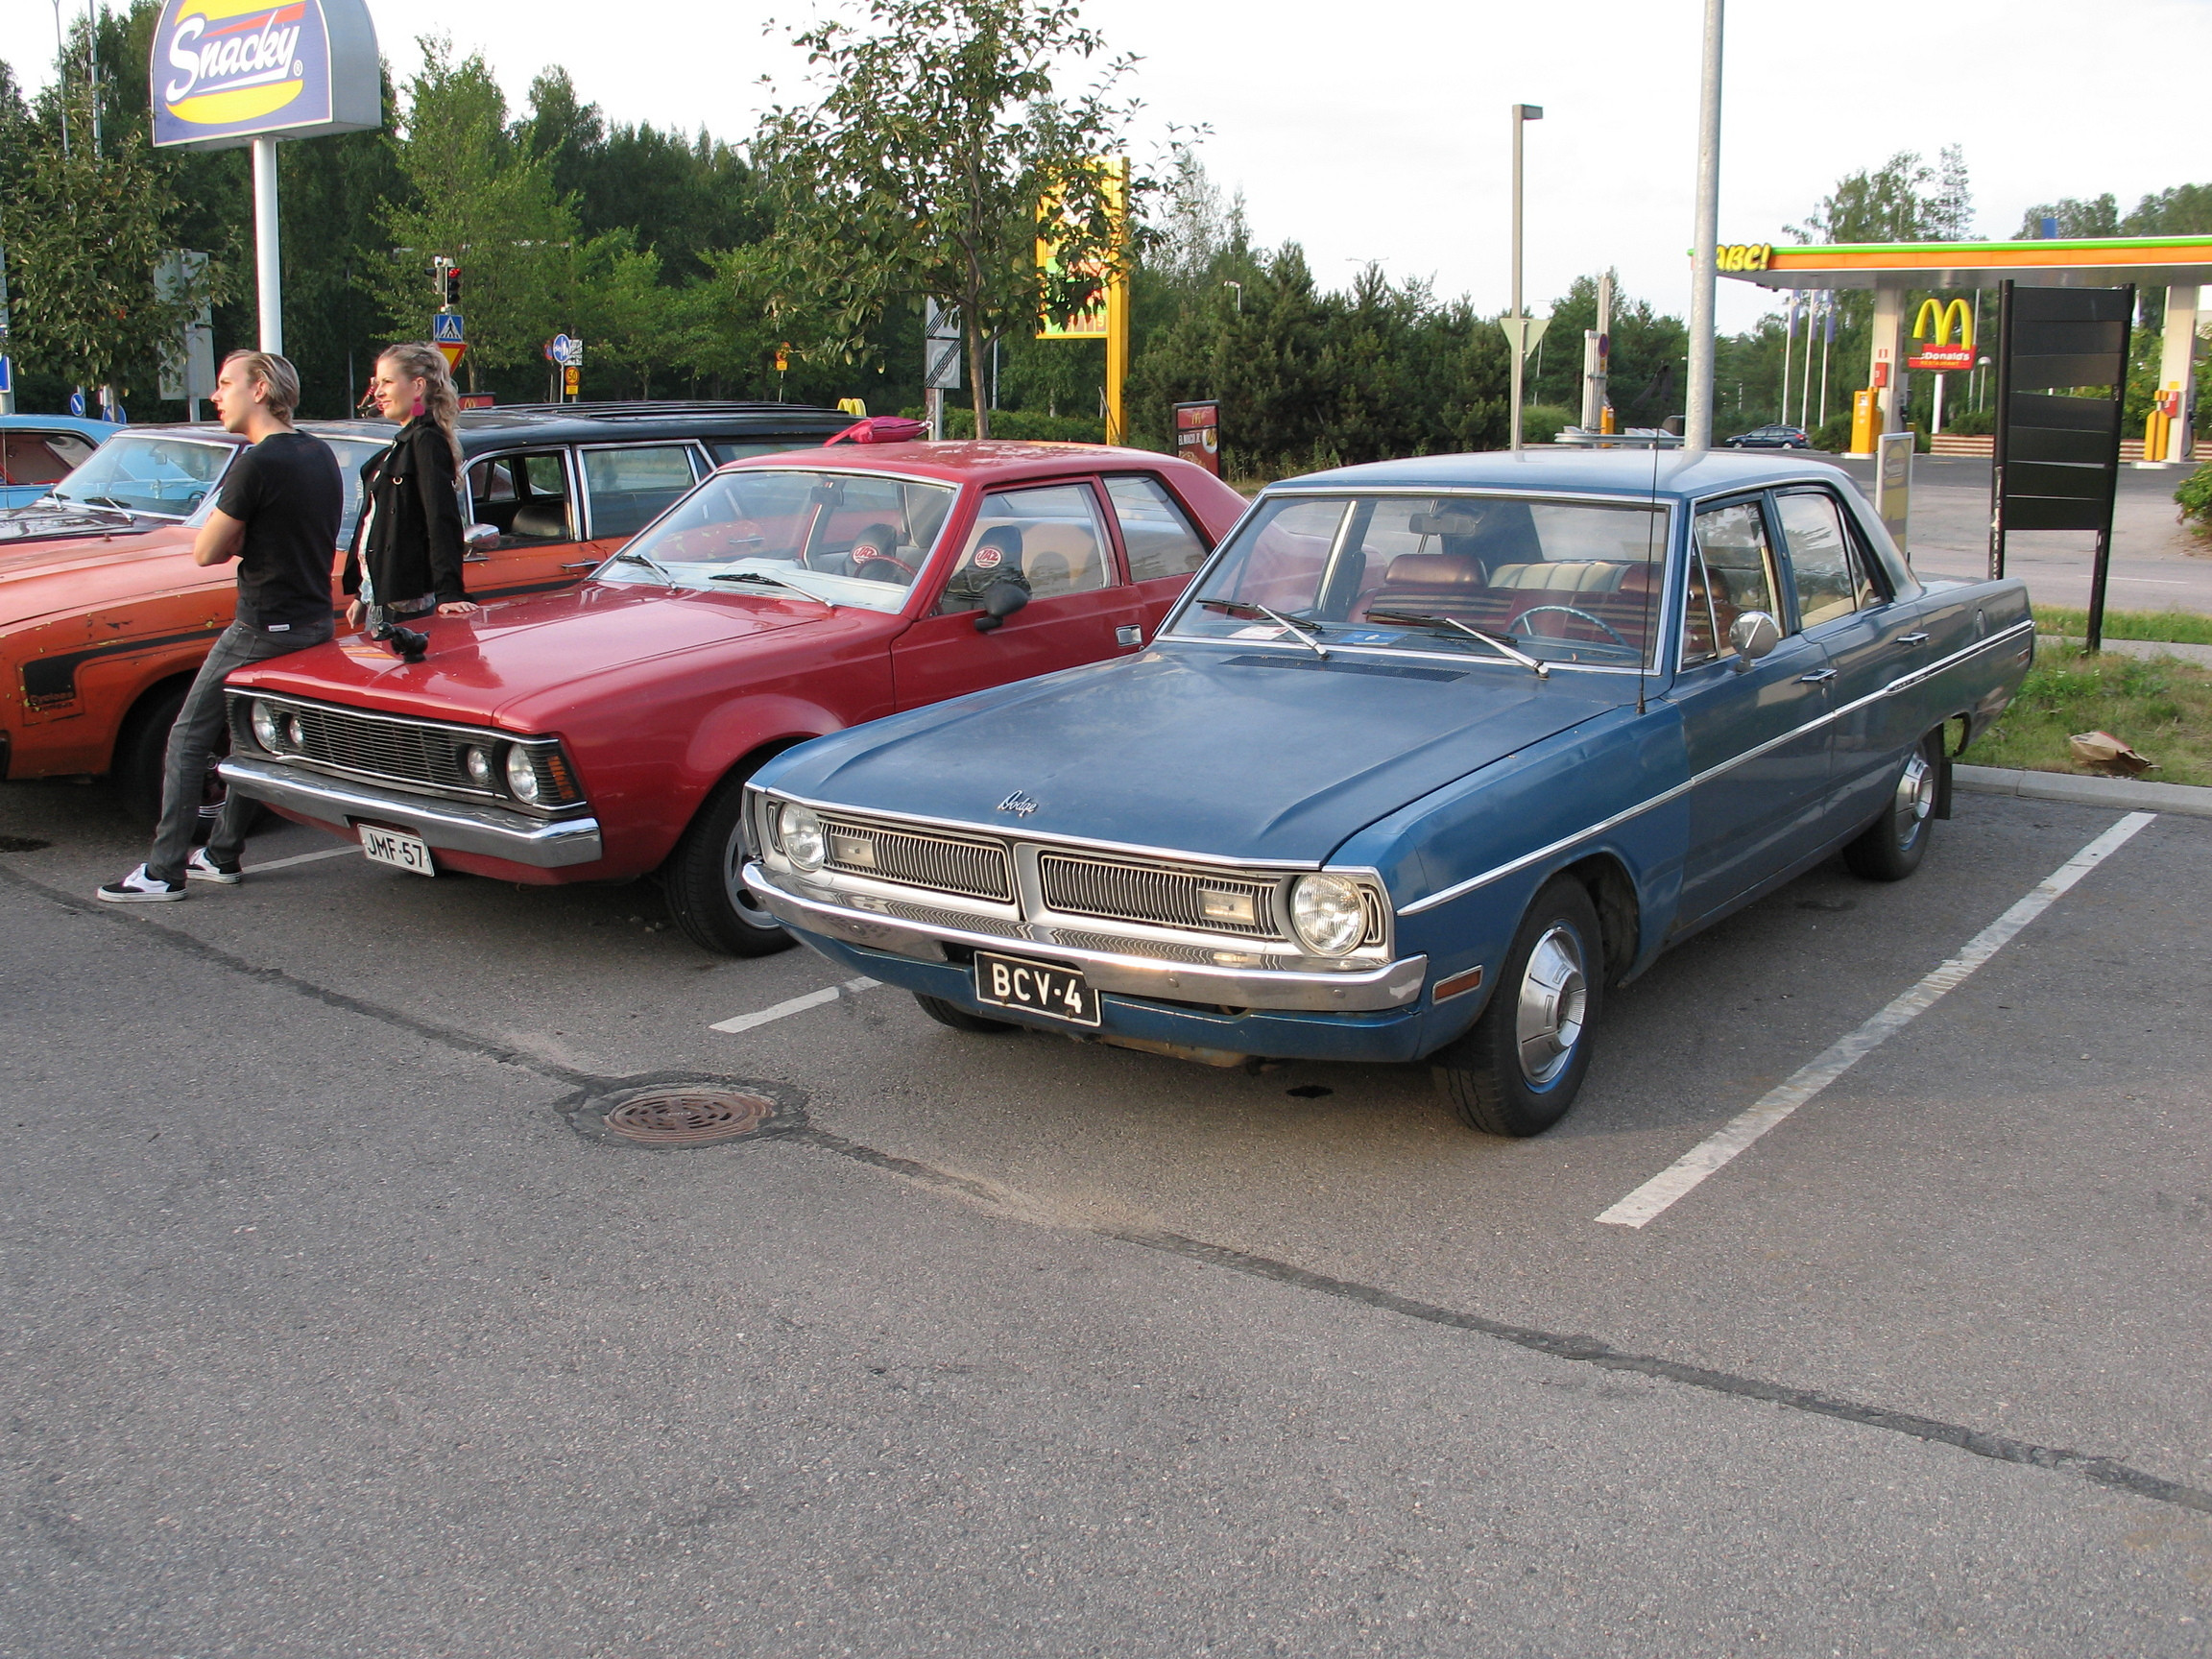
[
  {"xmin": 432, "ymin": 311, "xmax": 466, "ymax": 344},
  {"xmin": 0, "ymin": 357, "xmax": 12, "ymax": 396},
  {"xmin": 68, "ymin": 388, "xmax": 85, "ymax": 417}
]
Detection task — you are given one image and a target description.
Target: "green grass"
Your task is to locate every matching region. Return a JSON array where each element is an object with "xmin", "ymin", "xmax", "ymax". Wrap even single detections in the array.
[
  {"xmin": 2032, "ymin": 606, "xmax": 2212, "ymax": 646},
  {"xmin": 1972, "ymin": 641, "xmax": 2212, "ymax": 786}
]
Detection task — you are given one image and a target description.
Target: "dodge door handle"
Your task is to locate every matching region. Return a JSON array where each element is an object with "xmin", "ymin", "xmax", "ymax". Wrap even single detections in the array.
[
  {"xmin": 1797, "ymin": 668, "xmax": 1838, "ymax": 684},
  {"xmin": 1894, "ymin": 632, "xmax": 1931, "ymax": 646}
]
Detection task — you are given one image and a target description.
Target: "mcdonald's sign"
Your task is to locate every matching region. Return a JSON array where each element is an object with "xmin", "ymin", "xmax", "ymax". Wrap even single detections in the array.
[{"xmin": 1908, "ymin": 298, "xmax": 1977, "ymax": 372}]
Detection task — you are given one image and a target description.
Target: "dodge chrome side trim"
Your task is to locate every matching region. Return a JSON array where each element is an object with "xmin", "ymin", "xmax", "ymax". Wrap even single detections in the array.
[{"xmin": 1399, "ymin": 618, "xmax": 2033, "ymax": 914}]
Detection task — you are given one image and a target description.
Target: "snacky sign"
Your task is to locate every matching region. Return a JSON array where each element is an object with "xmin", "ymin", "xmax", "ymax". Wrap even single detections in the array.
[{"xmin": 151, "ymin": 0, "xmax": 380, "ymax": 151}]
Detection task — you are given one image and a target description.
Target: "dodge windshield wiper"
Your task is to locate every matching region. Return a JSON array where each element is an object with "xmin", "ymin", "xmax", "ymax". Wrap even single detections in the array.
[
  {"xmin": 1364, "ymin": 609, "xmax": 1549, "ymax": 678},
  {"xmin": 611, "ymin": 548, "xmax": 676, "ymax": 586},
  {"xmin": 1195, "ymin": 597, "xmax": 1329, "ymax": 660},
  {"xmin": 708, "ymin": 568, "xmax": 833, "ymax": 607},
  {"xmin": 51, "ymin": 492, "xmax": 132, "ymax": 515}
]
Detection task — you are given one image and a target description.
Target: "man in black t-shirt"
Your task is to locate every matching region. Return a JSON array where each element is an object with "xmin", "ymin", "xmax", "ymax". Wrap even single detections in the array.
[{"xmin": 100, "ymin": 351, "xmax": 344, "ymax": 902}]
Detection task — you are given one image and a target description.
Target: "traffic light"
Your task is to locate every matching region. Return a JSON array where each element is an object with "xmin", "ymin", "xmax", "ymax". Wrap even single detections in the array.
[
  {"xmin": 444, "ymin": 266, "xmax": 462, "ymax": 309},
  {"xmin": 430, "ymin": 258, "xmax": 461, "ymax": 310}
]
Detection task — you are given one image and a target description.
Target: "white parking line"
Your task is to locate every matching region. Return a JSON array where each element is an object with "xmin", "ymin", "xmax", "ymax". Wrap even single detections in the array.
[
  {"xmin": 249, "ymin": 845, "xmax": 360, "ymax": 874},
  {"xmin": 709, "ymin": 976, "xmax": 880, "ymax": 1034},
  {"xmin": 1596, "ymin": 811, "xmax": 2157, "ymax": 1230}
]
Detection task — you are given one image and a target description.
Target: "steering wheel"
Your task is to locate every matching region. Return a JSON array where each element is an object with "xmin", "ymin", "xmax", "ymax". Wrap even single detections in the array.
[
  {"xmin": 851, "ymin": 551, "xmax": 918, "ymax": 586},
  {"xmin": 1508, "ymin": 604, "xmax": 1631, "ymax": 649}
]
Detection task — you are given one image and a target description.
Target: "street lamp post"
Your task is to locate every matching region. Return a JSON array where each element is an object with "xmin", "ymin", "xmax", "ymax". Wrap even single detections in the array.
[
  {"xmin": 1507, "ymin": 103, "xmax": 1543, "ymax": 452},
  {"xmin": 1684, "ymin": 0, "xmax": 1724, "ymax": 453}
]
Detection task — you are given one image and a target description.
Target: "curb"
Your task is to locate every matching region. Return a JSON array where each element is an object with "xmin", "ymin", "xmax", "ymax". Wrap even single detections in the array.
[
  {"xmin": 1955, "ymin": 764, "xmax": 2212, "ymax": 818},
  {"xmin": 2038, "ymin": 634, "xmax": 2212, "ymax": 668}
]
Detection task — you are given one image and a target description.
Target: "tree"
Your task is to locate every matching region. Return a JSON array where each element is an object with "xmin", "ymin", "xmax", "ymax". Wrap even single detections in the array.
[
  {"xmin": 2015, "ymin": 194, "xmax": 2119, "ymax": 238},
  {"xmin": 1798, "ymin": 150, "xmax": 1970, "ymax": 246},
  {"xmin": 752, "ymin": 0, "xmax": 1142, "ymax": 437},
  {"xmin": 371, "ymin": 39, "xmax": 574, "ymax": 391},
  {"xmin": 0, "ymin": 80, "xmax": 222, "ymax": 403}
]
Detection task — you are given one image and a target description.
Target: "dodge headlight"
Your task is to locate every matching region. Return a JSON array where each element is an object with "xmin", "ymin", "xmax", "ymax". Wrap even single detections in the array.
[
  {"xmin": 779, "ymin": 804, "xmax": 826, "ymax": 872},
  {"xmin": 250, "ymin": 699, "xmax": 285, "ymax": 752},
  {"xmin": 1289, "ymin": 873, "xmax": 1367, "ymax": 956},
  {"xmin": 504, "ymin": 746, "xmax": 542, "ymax": 803}
]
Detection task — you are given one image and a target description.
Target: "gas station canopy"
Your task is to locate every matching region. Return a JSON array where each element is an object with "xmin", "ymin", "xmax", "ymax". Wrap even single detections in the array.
[
  {"xmin": 1717, "ymin": 236, "xmax": 2210, "ymax": 460},
  {"xmin": 1722, "ymin": 235, "xmax": 2212, "ymax": 293}
]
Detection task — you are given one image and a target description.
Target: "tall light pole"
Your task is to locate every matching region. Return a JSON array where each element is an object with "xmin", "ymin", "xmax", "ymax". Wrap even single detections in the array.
[
  {"xmin": 1684, "ymin": 0, "xmax": 1724, "ymax": 453},
  {"xmin": 1507, "ymin": 103, "xmax": 1544, "ymax": 452},
  {"xmin": 50, "ymin": 0, "xmax": 70, "ymax": 158}
]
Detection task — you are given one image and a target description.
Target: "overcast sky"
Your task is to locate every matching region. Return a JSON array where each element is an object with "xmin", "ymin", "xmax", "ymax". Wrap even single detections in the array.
[{"xmin": 9, "ymin": 0, "xmax": 2207, "ymax": 334}]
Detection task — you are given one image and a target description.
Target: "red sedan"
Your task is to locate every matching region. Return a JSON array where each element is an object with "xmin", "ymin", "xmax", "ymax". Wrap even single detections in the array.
[{"xmin": 219, "ymin": 441, "xmax": 1248, "ymax": 953}]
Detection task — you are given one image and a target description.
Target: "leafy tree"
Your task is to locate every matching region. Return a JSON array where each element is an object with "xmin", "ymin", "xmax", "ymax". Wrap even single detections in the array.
[
  {"xmin": 2123, "ymin": 184, "xmax": 2212, "ymax": 236},
  {"xmin": 2015, "ymin": 194, "xmax": 2119, "ymax": 238},
  {"xmin": 564, "ymin": 230, "xmax": 687, "ymax": 397},
  {"xmin": 524, "ymin": 69, "xmax": 767, "ymax": 279},
  {"xmin": 0, "ymin": 78, "xmax": 223, "ymax": 405},
  {"xmin": 752, "ymin": 0, "xmax": 1142, "ymax": 438},
  {"xmin": 1798, "ymin": 150, "xmax": 1970, "ymax": 246},
  {"xmin": 371, "ymin": 39, "xmax": 574, "ymax": 392},
  {"xmin": 1530, "ymin": 272, "xmax": 1687, "ymax": 422}
]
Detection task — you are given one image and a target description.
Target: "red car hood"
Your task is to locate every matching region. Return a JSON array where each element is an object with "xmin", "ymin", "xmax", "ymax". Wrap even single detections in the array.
[{"xmin": 229, "ymin": 581, "xmax": 832, "ymax": 728}]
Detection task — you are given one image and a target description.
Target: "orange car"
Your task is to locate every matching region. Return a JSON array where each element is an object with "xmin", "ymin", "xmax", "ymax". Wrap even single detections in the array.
[{"xmin": 0, "ymin": 402, "xmax": 851, "ymax": 823}]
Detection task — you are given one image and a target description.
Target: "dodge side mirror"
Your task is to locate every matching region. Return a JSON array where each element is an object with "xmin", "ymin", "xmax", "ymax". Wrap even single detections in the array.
[
  {"xmin": 463, "ymin": 522, "xmax": 500, "ymax": 561},
  {"xmin": 973, "ymin": 580, "xmax": 1030, "ymax": 633},
  {"xmin": 1729, "ymin": 610, "xmax": 1782, "ymax": 665}
]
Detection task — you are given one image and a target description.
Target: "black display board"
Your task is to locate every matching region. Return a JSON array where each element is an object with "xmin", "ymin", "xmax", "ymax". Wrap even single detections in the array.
[{"xmin": 1989, "ymin": 281, "xmax": 2134, "ymax": 650}]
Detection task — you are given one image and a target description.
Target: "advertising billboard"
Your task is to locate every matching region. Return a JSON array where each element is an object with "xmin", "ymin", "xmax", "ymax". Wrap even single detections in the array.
[{"xmin": 150, "ymin": 0, "xmax": 381, "ymax": 151}]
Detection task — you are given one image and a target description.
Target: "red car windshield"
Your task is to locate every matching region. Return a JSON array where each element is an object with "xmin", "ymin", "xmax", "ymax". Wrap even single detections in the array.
[{"xmin": 603, "ymin": 468, "xmax": 958, "ymax": 613}]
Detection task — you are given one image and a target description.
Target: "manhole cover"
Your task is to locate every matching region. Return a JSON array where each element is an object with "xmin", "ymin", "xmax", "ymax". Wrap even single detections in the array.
[{"xmin": 601, "ymin": 1087, "xmax": 776, "ymax": 1146}]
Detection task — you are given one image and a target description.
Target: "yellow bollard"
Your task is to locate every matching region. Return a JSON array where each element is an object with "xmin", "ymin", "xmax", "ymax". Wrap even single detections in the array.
[{"xmin": 2144, "ymin": 406, "xmax": 2170, "ymax": 462}]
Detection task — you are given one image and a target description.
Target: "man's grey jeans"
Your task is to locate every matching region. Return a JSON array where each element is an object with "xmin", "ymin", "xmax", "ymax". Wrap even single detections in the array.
[{"xmin": 146, "ymin": 618, "xmax": 331, "ymax": 882}]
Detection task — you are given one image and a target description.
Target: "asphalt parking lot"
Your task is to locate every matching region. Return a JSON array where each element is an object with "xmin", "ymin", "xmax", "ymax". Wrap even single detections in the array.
[{"xmin": 3, "ymin": 780, "xmax": 2208, "ymax": 1656}]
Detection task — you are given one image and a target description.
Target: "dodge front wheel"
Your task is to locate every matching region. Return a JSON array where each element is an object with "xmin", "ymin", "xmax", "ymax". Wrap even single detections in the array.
[{"xmin": 1430, "ymin": 876, "xmax": 1604, "ymax": 1137}]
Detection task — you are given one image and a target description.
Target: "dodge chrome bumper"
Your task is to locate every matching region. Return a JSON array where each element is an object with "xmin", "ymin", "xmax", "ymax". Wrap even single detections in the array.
[
  {"xmin": 744, "ymin": 862, "xmax": 1428, "ymax": 1012},
  {"xmin": 219, "ymin": 755, "xmax": 604, "ymax": 869}
]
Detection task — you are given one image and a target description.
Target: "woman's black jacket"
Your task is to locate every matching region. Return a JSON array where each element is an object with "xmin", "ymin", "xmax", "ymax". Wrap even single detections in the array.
[{"xmin": 343, "ymin": 418, "xmax": 469, "ymax": 606}]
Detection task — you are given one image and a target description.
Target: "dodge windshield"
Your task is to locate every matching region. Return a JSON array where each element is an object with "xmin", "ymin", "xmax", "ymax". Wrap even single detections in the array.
[{"xmin": 1170, "ymin": 493, "xmax": 1670, "ymax": 669}]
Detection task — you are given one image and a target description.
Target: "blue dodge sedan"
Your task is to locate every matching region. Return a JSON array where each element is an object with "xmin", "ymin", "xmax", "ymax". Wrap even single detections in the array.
[{"xmin": 742, "ymin": 450, "xmax": 2032, "ymax": 1135}]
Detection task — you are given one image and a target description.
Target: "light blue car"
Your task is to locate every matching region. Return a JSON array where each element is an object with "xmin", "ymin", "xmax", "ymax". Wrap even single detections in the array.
[{"xmin": 0, "ymin": 415, "xmax": 117, "ymax": 509}]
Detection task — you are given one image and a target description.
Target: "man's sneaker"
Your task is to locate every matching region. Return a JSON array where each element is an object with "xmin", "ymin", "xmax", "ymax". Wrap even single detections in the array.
[
  {"xmin": 96, "ymin": 865, "xmax": 186, "ymax": 903},
  {"xmin": 185, "ymin": 848, "xmax": 243, "ymax": 884}
]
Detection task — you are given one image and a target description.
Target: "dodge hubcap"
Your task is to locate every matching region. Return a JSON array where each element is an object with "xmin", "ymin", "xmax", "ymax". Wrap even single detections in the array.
[
  {"xmin": 1893, "ymin": 752, "xmax": 1934, "ymax": 849},
  {"xmin": 1516, "ymin": 924, "xmax": 1588, "ymax": 1087}
]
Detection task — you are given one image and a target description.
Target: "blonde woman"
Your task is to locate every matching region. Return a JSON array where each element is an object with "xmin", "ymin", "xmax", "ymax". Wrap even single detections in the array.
[{"xmin": 345, "ymin": 343, "xmax": 476, "ymax": 656}]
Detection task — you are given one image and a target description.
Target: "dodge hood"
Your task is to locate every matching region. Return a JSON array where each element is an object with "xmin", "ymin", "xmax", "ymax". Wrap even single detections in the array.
[
  {"xmin": 227, "ymin": 582, "xmax": 832, "ymax": 727},
  {"xmin": 0, "ymin": 523, "xmax": 212, "ymax": 630},
  {"xmin": 767, "ymin": 644, "xmax": 1633, "ymax": 864},
  {"xmin": 0, "ymin": 501, "xmax": 163, "ymax": 545}
]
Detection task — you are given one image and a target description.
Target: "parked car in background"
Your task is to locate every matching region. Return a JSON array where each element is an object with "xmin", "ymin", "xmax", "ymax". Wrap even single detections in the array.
[
  {"xmin": 219, "ymin": 441, "xmax": 1249, "ymax": 953},
  {"xmin": 1723, "ymin": 423, "xmax": 1811, "ymax": 449},
  {"xmin": 741, "ymin": 450, "xmax": 2033, "ymax": 1136},
  {"xmin": 0, "ymin": 415, "xmax": 115, "ymax": 509},
  {"xmin": 0, "ymin": 401, "xmax": 851, "ymax": 825}
]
